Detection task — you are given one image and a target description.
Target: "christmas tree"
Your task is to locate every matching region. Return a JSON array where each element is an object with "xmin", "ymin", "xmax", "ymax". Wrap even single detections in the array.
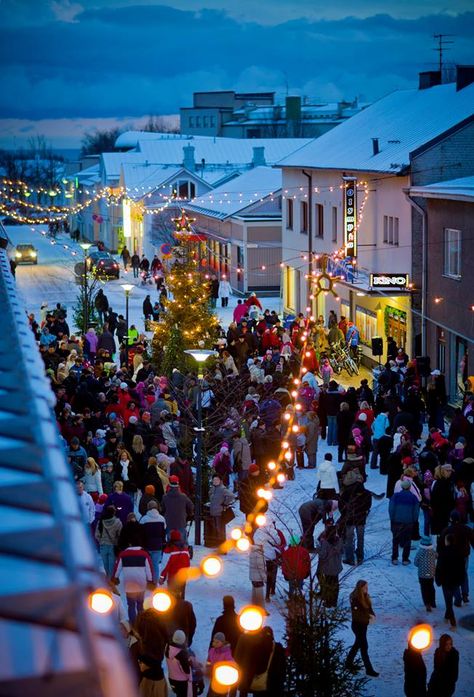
[{"xmin": 152, "ymin": 216, "xmax": 219, "ymax": 374}]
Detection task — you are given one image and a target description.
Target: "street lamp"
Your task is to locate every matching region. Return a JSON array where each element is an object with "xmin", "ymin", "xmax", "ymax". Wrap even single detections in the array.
[
  {"xmin": 79, "ymin": 242, "xmax": 92, "ymax": 335},
  {"xmin": 210, "ymin": 662, "xmax": 240, "ymax": 695},
  {"xmin": 184, "ymin": 348, "xmax": 216, "ymax": 545},
  {"xmin": 121, "ymin": 283, "xmax": 134, "ymax": 370}
]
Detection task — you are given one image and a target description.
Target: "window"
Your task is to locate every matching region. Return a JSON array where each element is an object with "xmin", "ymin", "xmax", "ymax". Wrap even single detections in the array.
[
  {"xmin": 176, "ymin": 180, "xmax": 196, "ymax": 200},
  {"xmin": 383, "ymin": 215, "xmax": 399, "ymax": 245},
  {"xmin": 385, "ymin": 306, "xmax": 407, "ymax": 348},
  {"xmin": 340, "ymin": 300, "xmax": 351, "ymax": 322},
  {"xmin": 332, "ymin": 206, "xmax": 338, "ymax": 242},
  {"xmin": 355, "ymin": 306, "xmax": 378, "ymax": 345},
  {"xmin": 315, "ymin": 203, "xmax": 324, "ymax": 238},
  {"xmin": 286, "ymin": 198, "xmax": 293, "ymax": 230},
  {"xmin": 300, "ymin": 201, "xmax": 308, "ymax": 233},
  {"xmin": 203, "ymin": 116, "xmax": 208, "ymax": 127},
  {"xmin": 196, "ymin": 116, "xmax": 201, "ymax": 127},
  {"xmin": 210, "ymin": 116, "xmax": 216, "ymax": 127},
  {"xmin": 444, "ymin": 228, "xmax": 461, "ymax": 278},
  {"xmin": 189, "ymin": 116, "xmax": 194, "ymax": 128}
]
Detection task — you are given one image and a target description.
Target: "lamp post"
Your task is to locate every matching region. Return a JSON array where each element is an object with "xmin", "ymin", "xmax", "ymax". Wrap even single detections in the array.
[
  {"xmin": 79, "ymin": 242, "xmax": 92, "ymax": 335},
  {"xmin": 184, "ymin": 348, "xmax": 215, "ymax": 545},
  {"xmin": 121, "ymin": 284, "xmax": 134, "ymax": 370}
]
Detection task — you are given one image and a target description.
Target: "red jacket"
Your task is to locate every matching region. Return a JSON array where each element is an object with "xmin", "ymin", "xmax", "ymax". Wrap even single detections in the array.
[
  {"xmin": 281, "ymin": 545, "xmax": 311, "ymax": 581},
  {"xmin": 159, "ymin": 545, "xmax": 191, "ymax": 584}
]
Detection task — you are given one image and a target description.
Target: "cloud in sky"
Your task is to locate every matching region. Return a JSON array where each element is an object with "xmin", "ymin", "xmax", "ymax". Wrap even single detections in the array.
[{"xmin": 0, "ymin": 1, "xmax": 472, "ymax": 146}]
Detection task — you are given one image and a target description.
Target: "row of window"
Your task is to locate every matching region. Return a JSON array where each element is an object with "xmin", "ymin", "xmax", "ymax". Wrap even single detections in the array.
[
  {"xmin": 188, "ymin": 115, "xmax": 216, "ymax": 129},
  {"xmin": 286, "ymin": 199, "xmax": 401, "ymax": 246},
  {"xmin": 287, "ymin": 199, "xmax": 338, "ymax": 241}
]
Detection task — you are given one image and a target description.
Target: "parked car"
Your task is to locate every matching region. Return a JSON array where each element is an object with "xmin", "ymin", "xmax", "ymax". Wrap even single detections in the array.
[
  {"xmin": 15, "ymin": 243, "xmax": 38, "ymax": 264},
  {"xmin": 86, "ymin": 251, "xmax": 120, "ymax": 279}
]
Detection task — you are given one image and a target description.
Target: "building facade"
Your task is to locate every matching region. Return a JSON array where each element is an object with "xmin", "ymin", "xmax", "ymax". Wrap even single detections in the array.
[{"xmin": 408, "ymin": 178, "xmax": 474, "ymax": 404}]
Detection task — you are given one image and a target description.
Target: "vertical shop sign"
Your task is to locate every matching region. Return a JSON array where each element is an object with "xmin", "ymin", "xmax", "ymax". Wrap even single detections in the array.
[{"xmin": 343, "ymin": 178, "xmax": 357, "ymax": 257}]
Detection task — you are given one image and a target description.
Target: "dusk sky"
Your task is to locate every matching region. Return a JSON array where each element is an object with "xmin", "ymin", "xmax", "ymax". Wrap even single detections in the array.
[{"xmin": 1, "ymin": 0, "xmax": 473, "ymax": 148}]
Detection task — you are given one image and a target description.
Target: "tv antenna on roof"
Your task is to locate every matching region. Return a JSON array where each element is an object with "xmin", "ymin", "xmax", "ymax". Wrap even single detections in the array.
[{"xmin": 433, "ymin": 33, "xmax": 454, "ymax": 73}]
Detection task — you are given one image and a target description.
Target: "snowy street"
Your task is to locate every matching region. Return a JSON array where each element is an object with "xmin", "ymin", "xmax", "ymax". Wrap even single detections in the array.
[{"xmin": 5, "ymin": 224, "xmax": 474, "ymax": 696}]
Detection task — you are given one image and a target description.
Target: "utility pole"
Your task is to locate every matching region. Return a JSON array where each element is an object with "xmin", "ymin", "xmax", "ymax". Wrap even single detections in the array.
[{"xmin": 433, "ymin": 33, "xmax": 454, "ymax": 74}]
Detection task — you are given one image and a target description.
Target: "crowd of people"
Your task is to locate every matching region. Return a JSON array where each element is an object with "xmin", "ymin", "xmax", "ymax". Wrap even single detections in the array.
[{"xmin": 25, "ymin": 257, "xmax": 474, "ymax": 696}]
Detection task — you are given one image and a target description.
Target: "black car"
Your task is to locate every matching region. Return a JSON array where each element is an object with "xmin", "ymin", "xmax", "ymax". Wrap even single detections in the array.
[
  {"xmin": 87, "ymin": 251, "xmax": 120, "ymax": 279},
  {"xmin": 15, "ymin": 243, "xmax": 38, "ymax": 264}
]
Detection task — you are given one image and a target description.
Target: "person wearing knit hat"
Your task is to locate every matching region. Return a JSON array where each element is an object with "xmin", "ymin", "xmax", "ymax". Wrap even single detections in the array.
[
  {"xmin": 138, "ymin": 485, "xmax": 158, "ymax": 517},
  {"xmin": 169, "ymin": 475, "xmax": 180, "ymax": 487},
  {"xmin": 165, "ymin": 629, "xmax": 192, "ymax": 696},
  {"xmin": 414, "ymin": 534, "xmax": 437, "ymax": 611},
  {"xmin": 389, "ymin": 479, "xmax": 420, "ymax": 565},
  {"xmin": 400, "ymin": 479, "xmax": 412, "ymax": 490}
]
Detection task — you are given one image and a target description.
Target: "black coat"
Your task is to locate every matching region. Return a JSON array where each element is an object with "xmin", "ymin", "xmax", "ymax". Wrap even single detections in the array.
[
  {"xmin": 339, "ymin": 483, "xmax": 372, "ymax": 527},
  {"xmin": 210, "ymin": 609, "xmax": 243, "ymax": 654},
  {"xmin": 435, "ymin": 545, "xmax": 465, "ymax": 587},
  {"xmin": 164, "ymin": 598, "xmax": 197, "ymax": 646},
  {"xmin": 337, "ymin": 410, "xmax": 355, "ymax": 447},
  {"xmin": 404, "ymin": 647, "xmax": 427, "ymax": 697},
  {"xmin": 428, "ymin": 647, "xmax": 459, "ymax": 697},
  {"xmin": 234, "ymin": 630, "xmax": 273, "ymax": 691},
  {"xmin": 430, "ymin": 478, "xmax": 455, "ymax": 535}
]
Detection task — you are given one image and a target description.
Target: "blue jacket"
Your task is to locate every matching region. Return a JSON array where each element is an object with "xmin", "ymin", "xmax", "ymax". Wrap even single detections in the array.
[
  {"xmin": 373, "ymin": 412, "xmax": 389, "ymax": 440},
  {"xmin": 389, "ymin": 490, "xmax": 420, "ymax": 524}
]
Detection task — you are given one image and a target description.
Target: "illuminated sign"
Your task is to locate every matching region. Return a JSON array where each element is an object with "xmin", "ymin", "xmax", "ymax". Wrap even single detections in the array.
[
  {"xmin": 370, "ymin": 273, "xmax": 409, "ymax": 289},
  {"xmin": 343, "ymin": 178, "xmax": 357, "ymax": 257}
]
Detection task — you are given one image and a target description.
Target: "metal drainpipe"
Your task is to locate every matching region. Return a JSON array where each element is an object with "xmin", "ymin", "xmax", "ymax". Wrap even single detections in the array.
[
  {"xmin": 405, "ymin": 193, "xmax": 427, "ymax": 356},
  {"xmin": 302, "ymin": 170, "xmax": 313, "ymax": 309}
]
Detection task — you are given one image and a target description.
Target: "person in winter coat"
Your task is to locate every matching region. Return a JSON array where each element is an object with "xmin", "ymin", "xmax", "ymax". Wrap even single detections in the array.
[
  {"xmin": 208, "ymin": 474, "xmax": 235, "ymax": 544},
  {"xmin": 143, "ymin": 295, "xmax": 153, "ymax": 320},
  {"xmin": 254, "ymin": 520, "xmax": 283, "ymax": 602},
  {"xmin": 94, "ymin": 289, "xmax": 109, "ymax": 324},
  {"xmin": 130, "ymin": 252, "xmax": 140, "ymax": 277},
  {"xmin": 163, "ymin": 596, "xmax": 197, "ymax": 648},
  {"xmin": 299, "ymin": 496, "xmax": 333, "ymax": 550},
  {"xmin": 336, "ymin": 402, "xmax": 354, "ymax": 463},
  {"xmin": 105, "ymin": 480, "xmax": 134, "ymax": 525},
  {"xmin": 112, "ymin": 529, "xmax": 154, "ymax": 623},
  {"xmin": 414, "ymin": 535, "xmax": 437, "ymax": 611},
  {"xmin": 324, "ymin": 380, "xmax": 342, "ymax": 445},
  {"xmin": 217, "ymin": 277, "xmax": 231, "ymax": 308},
  {"xmin": 121, "ymin": 246, "xmax": 131, "ymax": 270},
  {"xmin": 159, "ymin": 530, "xmax": 191, "ymax": 600},
  {"xmin": 140, "ymin": 501, "xmax": 166, "ymax": 583},
  {"xmin": 77, "ymin": 480, "xmax": 95, "ymax": 525},
  {"xmin": 440, "ymin": 509, "xmax": 474, "ymax": 604},
  {"xmin": 206, "ymin": 632, "xmax": 233, "ymax": 696},
  {"xmin": 165, "ymin": 629, "xmax": 192, "ymax": 697},
  {"xmin": 281, "ymin": 535, "xmax": 311, "ymax": 595},
  {"xmin": 315, "ymin": 453, "xmax": 339, "ymax": 500},
  {"xmin": 134, "ymin": 610, "xmax": 168, "ymax": 696},
  {"xmin": 371, "ymin": 410, "xmax": 390, "ymax": 469},
  {"xmin": 209, "ymin": 595, "xmax": 243, "ymax": 656},
  {"xmin": 430, "ymin": 464, "xmax": 456, "ymax": 535},
  {"xmin": 427, "ymin": 634, "xmax": 459, "ymax": 697},
  {"xmin": 211, "ymin": 444, "xmax": 232, "ymax": 485},
  {"xmin": 232, "ymin": 433, "xmax": 252, "ymax": 481},
  {"xmin": 249, "ymin": 541, "xmax": 266, "ymax": 608},
  {"xmin": 83, "ymin": 457, "xmax": 104, "ymax": 499},
  {"xmin": 345, "ymin": 579, "xmax": 379, "ymax": 677},
  {"xmin": 84, "ymin": 327, "xmax": 98, "ymax": 360},
  {"xmin": 161, "ymin": 476, "xmax": 194, "ymax": 541},
  {"xmin": 304, "ymin": 411, "xmax": 320, "ymax": 469},
  {"xmin": 238, "ymin": 463, "xmax": 267, "ymax": 518},
  {"xmin": 403, "ymin": 642, "xmax": 427, "ymax": 697},
  {"xmin": 316, "ymin": 524, "xmax": 343, "ymax": 607},
  {"xmin": 139, "ymin": 484, "xmax": 159, "ymax": 516},
  {"xmin": 435, "ymin": 534, "xmax": 466, "ymax": 628},
  {"xmin": 339, "ymin": 470, "xmax": 372, "ymax": 565},
  {"xmin": 389, "ymin": 480, "xmax": 420, "ymax": 564},
  {"xmin": 96, "ymin": 323, "xmax": 116, "ymax": 357},
  {"xmin": 95, "ymin": 505, "xmax": 122, "ymax": 577},
  {"xmin": 209, "ymin": 275, "xmax": 219, "ymax": 308},
  {"xmin": 234, "ymin": 625, "xmax": 273, "ymax": 697}
]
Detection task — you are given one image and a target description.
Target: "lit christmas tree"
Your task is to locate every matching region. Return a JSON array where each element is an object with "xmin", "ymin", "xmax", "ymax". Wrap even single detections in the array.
[{"xmin": 151, "ymin": 211, "xmax": 219, "ymax": 374}]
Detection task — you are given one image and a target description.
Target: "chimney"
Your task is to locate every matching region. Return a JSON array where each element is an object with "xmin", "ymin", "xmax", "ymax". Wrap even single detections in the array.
[
  {"xmin": 372, "ymin": 138, "xmax": 380, "ymax": 156},
  {"xmin": 456, "ymin": 64, "xmax": 474, "ymax": 91},
  {"xmin": 419, "ymin": 70, "xmax": 441, "ymax": 90},
  {"xmin": 183, "ymin": 144, "xmax": 195, "ymax": 172},
  {"xmin": 252, "ymin": 146, "xmax": 266, "ymax": 167}
]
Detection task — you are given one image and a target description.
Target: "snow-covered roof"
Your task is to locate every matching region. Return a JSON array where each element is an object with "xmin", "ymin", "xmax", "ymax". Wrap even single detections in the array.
[
  {"xmin": 185, "ymin": 166, "xmax": 281, "ymax": 219},
  {"xmin": 409, "ymin": 175, "xmax": 474, "ymax": 202},
  {"xmin": 137, "ymin": 137, "xmax": 312, "ymax": 167},
  {"xmin": 100, "ymin": 151, "xmax": 144, "ymax": 180},
  {"xmin": 278, "ymin": 82, "xmax": 474, "ymax": 174},
  {"xmin": 115, "ymin": 131, "xmax": 201, "ymax": 149},
  {"xmin": 120, "ymin": 162, "xmax": 182, "ymax": 192}
]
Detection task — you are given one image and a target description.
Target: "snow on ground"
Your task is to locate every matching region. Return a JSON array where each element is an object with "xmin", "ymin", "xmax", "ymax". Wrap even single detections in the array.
[{"xmin": 6, "ymin": 225, "xmax": 474, "ymax": 696}]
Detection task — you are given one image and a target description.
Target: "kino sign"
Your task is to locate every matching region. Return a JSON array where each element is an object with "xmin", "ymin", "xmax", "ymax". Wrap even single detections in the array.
[{"xmin": 370, "ymin": 273, "xmax": 410, "ymax": 289}]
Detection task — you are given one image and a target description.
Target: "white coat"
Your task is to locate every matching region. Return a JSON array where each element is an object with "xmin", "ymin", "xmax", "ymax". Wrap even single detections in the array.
[
  {"xmin": 316, "ymin": 459, "xmax": 339, "ymax": 493},
  {"xmin": 218, "ymin": 280, "xmax": 231, "ymax": 299}
]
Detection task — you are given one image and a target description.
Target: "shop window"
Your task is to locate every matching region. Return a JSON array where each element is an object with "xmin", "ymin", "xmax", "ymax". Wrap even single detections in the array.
[
  {"xmin": 385, "ymin": 306, "xmax": 407, "ymax": 348},
  {"xmin": 444, "ymin": 228, "xmax": 461, "ymax": 279},
  {"xmin": 340, "ymin": 300, "xmax": 351, "ymax": 322},
  {"xmin": 437, "ymin": 332, "xmax": 446, "ymax": 374},
  {"xmin": 300, "ymin": 201, "xmax": 308, "ymax": 233},
  {"xmin": 332, "ymin": 206, "xmax": 338, "ymax": 242},
  {"xmin": 455, "ymin": 337, "xmax": 468, "ymax": 402},
  {"xmin": 286, "ymin": 198, "xmax": 294, "ymax": 230},
  {"xmin": 383, "ymin": 215, "xmax": 399, "ymax": 245},
  {"xmin": 355, "ymin": 305, "xmax": 377, "ymax": 345},
  {"xmin": 315, "ymin": 203, "xmax": 324, "ymax": 238}
]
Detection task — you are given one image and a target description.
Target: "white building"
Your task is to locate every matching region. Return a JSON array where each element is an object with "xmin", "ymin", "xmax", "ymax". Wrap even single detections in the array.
[{"xmin": 277, "ymin": 74, "xmax": 474, "ymax": 364}]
